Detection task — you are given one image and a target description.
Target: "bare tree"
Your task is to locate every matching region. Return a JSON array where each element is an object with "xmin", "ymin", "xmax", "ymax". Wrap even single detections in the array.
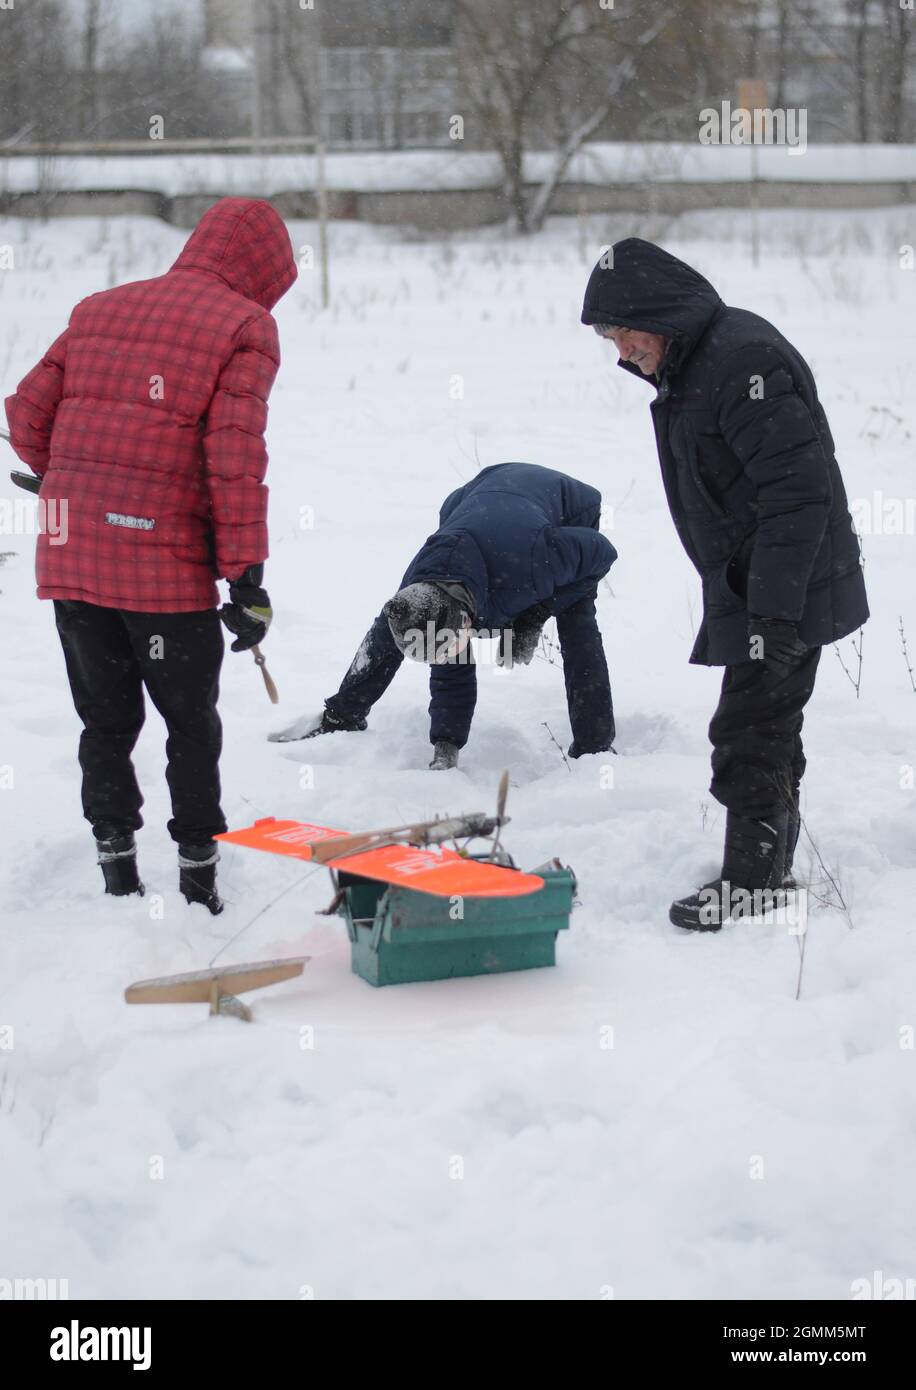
[
  {"xmin": 882, "ymin": 0, "xmax": 913, "ymax": 143},
  {"xmin": 79, "ymin": 0, "xmax": 104, "ymax": 135},
  {"xmin": 259, "ymin": 0, "xmax": 318, "ymax": 136},
  {"xmin": 0, "ymin": 0, "xmax": 75, "ymax": 145},
  {"xmin": 454, "ymin": 0, "xmax": 681, "ymax": 233},
  {"xmin": 108, "ymin": 9, "xmax": 227, "ymax": 141},
  {"xmin": 772, "ymin": 0, "xmax": 792, "ymax": 110},
  {"xmin": 847, "ymin": 0, "xmax": 871, "ymax": 142},
  {"xmin": 740, "ymin": 0, "xmax": 766, "ymax": 77},
  {"xmin": 525, "ymin": 10, "xmax": 678, "ymax": 231},
  {"xmin": 632, "ymin": 0, "xmax": 743, "ymax": 140}
]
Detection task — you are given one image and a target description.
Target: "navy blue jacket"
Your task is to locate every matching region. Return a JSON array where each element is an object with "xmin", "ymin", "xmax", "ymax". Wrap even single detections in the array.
[
  {"xmin": 582, "ymin": 239, "xmax": 868, "ymax": 665},
  {"xmin": 325, "ymin": 463, "xmax": 616, "ymax": 750},
  {"xmin": 402, "ymin": 462, "xmax": 617, "ymax": 628}
]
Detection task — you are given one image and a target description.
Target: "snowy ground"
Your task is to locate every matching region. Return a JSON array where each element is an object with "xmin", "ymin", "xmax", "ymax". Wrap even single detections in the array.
[{"xmin": 1, "ymin": 207, "xmax": 914, "ymax": 1300}]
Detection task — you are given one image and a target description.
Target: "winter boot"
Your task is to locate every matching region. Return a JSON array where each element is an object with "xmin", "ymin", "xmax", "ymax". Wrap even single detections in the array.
[
  {"xmin": 95, "ymin": 827, "xmax": 144, "ymax": 897},
  {"xmin": 669, "ymin": 810, "xmax": 787, "ymax": 932},
  {"xmin": 429, "ymin": 740, "xmax": 459, "ymax": 771},
  {"xmin": 568, "ymin": 741, "xmax": 613, "ymax": 760},
  {"xmin": 179, "ymin": 841, "xmax": 224, "ymax": 915}
]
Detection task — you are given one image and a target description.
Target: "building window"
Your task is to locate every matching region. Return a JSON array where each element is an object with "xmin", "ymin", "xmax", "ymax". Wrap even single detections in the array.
[
  {"xmin": 402, "ymin": 49, "xmax": 454, "ymax": 82},
  {"xmin": 356, "ymin": 113, "xmax": 381, "ymax": 143},
  {"xmin": 401, "ymin": 111, "xmax": 441, "ymax": 146},
  {"xmin": 323, "ymin": 48, "xmax": 385, "ymax": 87},
  {"xmin": 327, "ymin": 110, "xmax": 383, "ymax": 147},
  {"xmin": 327, "ymin": 112, "xmax": 353, "ymax": 143}
]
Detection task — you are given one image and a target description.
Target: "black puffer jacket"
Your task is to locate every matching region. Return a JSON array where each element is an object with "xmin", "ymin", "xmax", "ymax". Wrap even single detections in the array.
[{"xmin": 581, "ymin": 238, "xmax": 868, "ymax": 665}]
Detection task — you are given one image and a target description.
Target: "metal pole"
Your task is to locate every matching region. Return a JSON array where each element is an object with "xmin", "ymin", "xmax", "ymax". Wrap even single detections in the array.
[
  {"xmin": 308, "ymin": 6, "xmax": 330, "ymax": 310},
  {"xmin": 737, "ymin": 79, "xmax": 767, "ymax": 272},
  {"xmin": 750, "ymin": 140, "xmax": 760, "ymax": 269},
  {"xmin": 251, "ymin": 8, "xmax": 264, "ymax": 191},
  {"xmin": 316, "ymin": 125, "xmax": 330, "ymax": 310}
]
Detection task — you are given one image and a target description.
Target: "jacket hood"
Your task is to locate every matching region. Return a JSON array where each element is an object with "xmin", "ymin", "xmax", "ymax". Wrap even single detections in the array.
[
  {"xmin": 172, "ymin": 197, "xmax": 298, "ymax": 310},
  {"xmin": 581, "ymin": 238, "xmax": 722, "ymax": 376}
]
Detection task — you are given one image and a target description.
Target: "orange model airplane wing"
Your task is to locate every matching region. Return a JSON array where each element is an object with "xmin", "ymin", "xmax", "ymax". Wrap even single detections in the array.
[
  {"xmin": 216, "ymin": 818, "xmax": 544, "ymax": 899},
  {"xmin": 217, "ymin": 818, "xmax": 348, "ymax": 861}
]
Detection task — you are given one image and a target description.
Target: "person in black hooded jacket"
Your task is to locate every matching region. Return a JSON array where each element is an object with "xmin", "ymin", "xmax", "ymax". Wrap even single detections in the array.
[
  {"xmin": 269, "ymin": 462, "xmax": 617, "ymax": 768},
  {"xmin": 581, "ymin": 238, "xmax": 868, "ymax": 931}
]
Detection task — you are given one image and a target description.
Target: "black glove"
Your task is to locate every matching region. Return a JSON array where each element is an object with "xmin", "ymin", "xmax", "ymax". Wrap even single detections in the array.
[
  {"xmin": 268, "ymin": 708, "xmax": 367, "ymax": 743},
  {"xmin": 220, "ymin": 564, "xmax": 273, "ymax": 652},
  {"xmin": 747, "ymin": 615, "xmax": 808, "ymax": 665},
  {"xmin": 497, "ymin": 602, "xmax": 550, "ymax": 669}
]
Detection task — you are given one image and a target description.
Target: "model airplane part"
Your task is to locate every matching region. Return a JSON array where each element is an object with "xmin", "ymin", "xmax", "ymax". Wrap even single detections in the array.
[
  {"xmin": 0, "ymin": 429, "xmax": 30, "ymax": 486},
  {"xmin": 216, "ymin": 817, "xmax": 544, "ymax": 899},
  {"xmin": 307, "ymin": 810, "xmax": 506, "ymax": 864},
  {"xmin": 270, "ymin": 771, "xmax": 512, "ymax": 866},
  {"xmin": 10, "ymin": 469, "xmax": 41, "ymax": 495},
  {"xmin": 124, "ymin": 956, "xmax": 310, "ymax": 1021},
  {"xmin": 487, "ymin": 769, "xmax": 510, "ymax": 861},
  {"xmin": 3, "ymin": 426, "xmax": 40, "ymax": 494}
]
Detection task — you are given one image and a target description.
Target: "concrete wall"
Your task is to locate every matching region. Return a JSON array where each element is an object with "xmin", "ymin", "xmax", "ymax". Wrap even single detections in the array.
[
  {"xmin": 553, "ymin": 181, "xmax": 916, "ymax": 215},
  {"xmin": 1, "ymin": 179, "xmax": 913, "ymax": 230}
]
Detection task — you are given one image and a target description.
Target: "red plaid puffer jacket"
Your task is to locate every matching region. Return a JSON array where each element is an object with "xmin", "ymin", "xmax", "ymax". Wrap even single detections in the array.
[{"xmin": 5, "ymin": 197, "xmax": 297, "ymax": 611}]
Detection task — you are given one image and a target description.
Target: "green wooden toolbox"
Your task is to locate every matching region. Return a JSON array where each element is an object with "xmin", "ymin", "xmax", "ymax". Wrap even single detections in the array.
[{"xmin": 334, "ymin": 861, "xmax": 576, "ymax": 987}]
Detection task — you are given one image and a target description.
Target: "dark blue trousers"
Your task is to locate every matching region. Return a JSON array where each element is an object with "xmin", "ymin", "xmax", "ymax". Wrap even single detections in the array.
[{"xmin": 325, "ymin": 595, "xmax": 614, "ymax": 751}]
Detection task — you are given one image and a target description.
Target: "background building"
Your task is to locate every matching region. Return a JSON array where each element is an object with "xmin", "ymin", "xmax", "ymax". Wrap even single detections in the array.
[{"xmin": 204, "ymin": 0, "xmax": 458, "ymax": 149}]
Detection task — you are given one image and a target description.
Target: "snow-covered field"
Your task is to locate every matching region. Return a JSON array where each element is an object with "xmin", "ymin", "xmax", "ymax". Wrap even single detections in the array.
[{"xmin": 1, "ymin": 207, "xmax": 914, "ymax": 1300}]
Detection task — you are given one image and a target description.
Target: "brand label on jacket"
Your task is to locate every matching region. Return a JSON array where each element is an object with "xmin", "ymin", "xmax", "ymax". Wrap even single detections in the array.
[{"xmin": 105, "ymin": 512, "xmax": 156, "ymax": 531}]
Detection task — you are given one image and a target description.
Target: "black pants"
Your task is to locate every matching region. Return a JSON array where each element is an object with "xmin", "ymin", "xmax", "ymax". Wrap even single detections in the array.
[
  {"xmin": 53, "ymin": 600, "xmax": 227, "ymax": 844},
  {"xmin": 326, "ymin": 595, "xmax": 614, "ymax": 751},
  {"xmin": 708, "ymin": 645, "xmax": 822, "ymax": 819}
]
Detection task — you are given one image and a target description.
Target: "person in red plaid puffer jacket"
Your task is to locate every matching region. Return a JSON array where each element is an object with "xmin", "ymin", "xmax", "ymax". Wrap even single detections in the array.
[{"xmin": 5, "ymin": 197, "xmax": 297, "ymax": 912}]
